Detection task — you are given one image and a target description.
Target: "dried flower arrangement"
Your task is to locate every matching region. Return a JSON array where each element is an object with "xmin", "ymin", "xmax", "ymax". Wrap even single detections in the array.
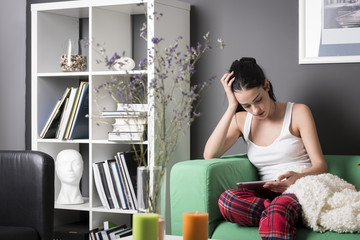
[{"xmin": 94, "ymin": 3, "xmax": 225, "ymax": 214}]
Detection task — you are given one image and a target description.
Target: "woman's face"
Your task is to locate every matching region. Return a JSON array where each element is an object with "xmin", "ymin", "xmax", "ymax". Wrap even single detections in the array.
[{"xmin": 233, "ymin": 83, "xmax": 274, "ymax": 119}]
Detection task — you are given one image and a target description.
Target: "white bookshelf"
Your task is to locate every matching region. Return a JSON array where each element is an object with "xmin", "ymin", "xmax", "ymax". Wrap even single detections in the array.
[{"xmin": 31, "ymin": 0, "xmax": 190, "ymax": 231}]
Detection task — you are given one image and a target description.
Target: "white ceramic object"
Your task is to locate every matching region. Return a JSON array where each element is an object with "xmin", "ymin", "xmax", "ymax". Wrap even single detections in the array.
[
  {"xmin": 56, "ymin": 149, "xmax": 84, "ymax": 205},
  {"xmin": 113, "ymin": 57, "xmax": 136, "ymax": 71}
]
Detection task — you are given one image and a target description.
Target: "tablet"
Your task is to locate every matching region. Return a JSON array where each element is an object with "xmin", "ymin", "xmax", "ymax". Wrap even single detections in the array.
[{"xmin": 237, "ymin": 180, "xmax": 278, "ymax": 197}]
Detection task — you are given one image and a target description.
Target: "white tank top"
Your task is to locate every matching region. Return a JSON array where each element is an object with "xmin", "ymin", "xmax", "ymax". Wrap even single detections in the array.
[{"xmin": 243, "ymin": 102, "xmax": 312, "ymax": 181}]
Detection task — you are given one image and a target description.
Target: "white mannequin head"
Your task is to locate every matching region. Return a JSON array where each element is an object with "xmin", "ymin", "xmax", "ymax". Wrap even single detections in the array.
[{"xmin": 55, "ymin": 149, "xmax": 84, "ymax": 204}]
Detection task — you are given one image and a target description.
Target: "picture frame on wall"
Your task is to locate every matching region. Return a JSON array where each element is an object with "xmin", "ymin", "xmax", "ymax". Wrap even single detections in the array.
[{"xmin": 299, "ymin": 0, "xmax": 360, "ymax": 64}]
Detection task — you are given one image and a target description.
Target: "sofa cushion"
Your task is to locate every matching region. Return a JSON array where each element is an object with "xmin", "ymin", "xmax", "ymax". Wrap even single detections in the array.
[
  {"xmin": 212, "ymin": 222, "xmax": 360, "ymax": 240},
  {"xmin": 297, "ymin": 228, "xmax": 360, "ymax": 240},
  {"xmin": 0, "ymin": 226, "xmax": 39, "ymax": 240},
  {"xmin": 211, "ymin": 222, "xmax": 260, "ymax": 240}
]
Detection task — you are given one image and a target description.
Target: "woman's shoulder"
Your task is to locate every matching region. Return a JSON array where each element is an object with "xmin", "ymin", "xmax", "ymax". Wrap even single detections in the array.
[
  {"xmin": 291, "ymin": 103, "xmax": 314, "ymax": 126},
  {"xmin": 292, "ymin": 103, "xmax": 312, "ymax": 116},
  {"xmin": 233, "ymin": 110, "xmax": 248, "ymax": 133},
  {"xmin": 234, "ymin": 110, "xmax": 248, "ymax": 121}
]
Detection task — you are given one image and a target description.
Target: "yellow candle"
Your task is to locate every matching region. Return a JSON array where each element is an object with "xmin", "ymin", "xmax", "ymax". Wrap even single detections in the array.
[
  {"xmin": 183, "ymin": 212, "xmax": 208, "ymax": 240},
  {"xmin": 133, "ymin": 213, "xmax": 159, "ymax": 240}
]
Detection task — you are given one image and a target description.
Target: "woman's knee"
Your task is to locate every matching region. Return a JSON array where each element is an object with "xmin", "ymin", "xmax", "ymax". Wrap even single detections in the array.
[
  {"xmin": 218, "ymin": 188, "xmax": 265, "ymax": 226},
  {"xmin": 274, "ymin": 194, "xmax": 300, "ymax": 211},
  {"xmin": 218, "ymin": 188, "xmax": 260, "ymax": 211},
  {"xmin": 265, "ymin": 193, "xmax": 301, "ymax": 219},
  {"xmin": 259, "ymin": 194, "xmax": 301, "ymax": 239}
]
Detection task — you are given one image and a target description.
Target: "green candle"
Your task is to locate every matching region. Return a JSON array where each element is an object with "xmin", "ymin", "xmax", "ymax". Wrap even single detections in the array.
[{"xmin": 133, "ymin": 213, "xmax": 159, "ymax": 240}]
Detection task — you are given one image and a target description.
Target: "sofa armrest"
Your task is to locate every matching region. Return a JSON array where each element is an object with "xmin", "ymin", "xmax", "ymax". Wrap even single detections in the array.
[
  {"xmin": 170, "ymin": 154, "xmax": 258, "ymax": 236},
  {"xmin": 0, "ymin": 150, "xmax": 54, "ymax": 240}
]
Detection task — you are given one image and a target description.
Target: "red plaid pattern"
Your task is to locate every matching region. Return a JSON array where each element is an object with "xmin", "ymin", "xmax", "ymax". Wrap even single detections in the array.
[
  {"xmin": 218, "ymin": 188, "xmax": 266, "ymax": 226},
  {"xmin": 218, "ymin": 188, "xmax": 301, "ymax": 240}
]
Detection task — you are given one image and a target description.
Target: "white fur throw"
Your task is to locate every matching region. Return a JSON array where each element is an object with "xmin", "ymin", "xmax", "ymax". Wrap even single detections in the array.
[{"xmin": 284, "ymin": 173, "xmax": 360, "ymax": 233}]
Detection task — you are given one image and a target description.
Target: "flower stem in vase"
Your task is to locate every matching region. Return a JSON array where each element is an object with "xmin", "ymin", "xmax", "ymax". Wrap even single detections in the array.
[{"xmin": 137, "ymin": 166, "xmax": 166, "ymax": 240}]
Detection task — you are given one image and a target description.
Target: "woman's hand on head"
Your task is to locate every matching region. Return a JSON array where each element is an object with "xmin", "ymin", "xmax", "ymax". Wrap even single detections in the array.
[
  {"xmin": 263, "ymin": 171, "xmax": 304, "ymax": 193},
  {"xmin": 220, "ymin": 71, "xmax": 238, "ymax": 110}
]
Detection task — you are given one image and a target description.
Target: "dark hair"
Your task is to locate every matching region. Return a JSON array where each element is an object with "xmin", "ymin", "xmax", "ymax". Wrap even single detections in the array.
[{"xmin": 229, "ymin": 57, "xmax": 276, "ymax": 112}]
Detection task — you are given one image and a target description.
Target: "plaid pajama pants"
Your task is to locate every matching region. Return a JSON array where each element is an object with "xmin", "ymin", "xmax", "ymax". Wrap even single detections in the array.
[{"xmin": 218, "ymin": 188, "xmax": 301, "ymax": 240}]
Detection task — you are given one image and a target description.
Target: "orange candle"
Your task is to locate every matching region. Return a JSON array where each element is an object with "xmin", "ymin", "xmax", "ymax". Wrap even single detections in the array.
[{"xmin": 183, "ymin": 212, "xmax": 208, "ymax": 240}]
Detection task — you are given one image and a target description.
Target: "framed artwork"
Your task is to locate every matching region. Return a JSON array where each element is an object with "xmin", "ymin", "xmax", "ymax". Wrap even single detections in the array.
[{"xmin": 299, "ymin": 0, "xmax": 360, "ymax": 64}]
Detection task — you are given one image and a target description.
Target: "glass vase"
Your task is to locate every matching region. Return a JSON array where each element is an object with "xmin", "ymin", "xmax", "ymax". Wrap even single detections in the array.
[
  {"xmin": 60, "ymin": 38, "xmax": 87, "ymax": 72},
  {"xmin": 137, "ymin": 166, "xmax": 166, "ymax": 240}
]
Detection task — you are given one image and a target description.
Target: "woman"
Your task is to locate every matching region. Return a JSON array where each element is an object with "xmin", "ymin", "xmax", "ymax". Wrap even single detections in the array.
[{"xmin": 203, "ymin": 57, "xmax": 327, "ymax": 239}]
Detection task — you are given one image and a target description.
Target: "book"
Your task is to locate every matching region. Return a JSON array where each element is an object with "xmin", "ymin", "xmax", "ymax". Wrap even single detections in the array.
[
  {"xmin": 112, "ymin": 123, "xmax": 146, "ymax": 132},
  {"xmin": 121, "ymin": 151, "xmax": 141, "ymax": 194},
  {"xmin": 56, "ymin": 97, "xmax": 69, "ymax": 139},
  {"xmin": 101, "ymin": 111, "xmax": 147, "ymax": 118},
  {"xmin": 40, "ymin": 87, "xmax": 70, "ymax": 138},
  {"xmin": 108, "ymin": 131, "xmax": 146, "ymax": 141},
  {"xmin": 114, "ymin": 117, "xmax": 147, "ymax": 125},
  {"xmin": 117, "ymin": 103, "xmax": 147, "ymax": 112},
  {"xmin": 100, "ymin": 224, "xmax": 127, "ymax": 240},
  {"xmin": 114, "ymin": 154, "xmax": 134, "ymax": 210},
  {"xmin": 110, "ymin": 161, "xmax": 128, "ymax": 209},
  {"xmin": 56, "ymin": 87, "xmax": 78, "ymax": 139},
  {"xmin": 64, "ymin": 81, "xmax": 87, "ymax": 139},
  {"xmin": 95, "ymin": 231, "xmax": 104, "ymax": 240},
  {"xmin": 118, "ymin": 151, "xmax": 139, "ymax": 210},
  {"xmin": 90, "ymin": 228, "xmax": 99, "ymax": 240},
  {"xmin": 103, "ymin": 159, "xmax": 121, "ymax": 209},
  {"xmin": 109, "ymin": 227, "xmax": 132, "ymax": 239},
  {"xmin": 40, "ymin": 100, "xmax": 61, "ymax": 138},
  {"xmin": 103, "ymin": 221, "xmax": 117, "ymax": 230},
  {"xmin": 97, "ymin": 162, "xmax": 115, "ymax": 209},
  {"xmin": 93, "ymin": 162, "xmax": 111, "ymax": 209},
  {"xmin": 68, "ymin": 82, "xmax": 89, "ymax": 139}
]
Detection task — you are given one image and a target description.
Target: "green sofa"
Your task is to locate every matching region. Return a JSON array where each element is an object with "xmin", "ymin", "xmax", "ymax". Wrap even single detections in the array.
[{"xmin": 170, "ymin": 154, "xmax": 360, "ymax": 239}]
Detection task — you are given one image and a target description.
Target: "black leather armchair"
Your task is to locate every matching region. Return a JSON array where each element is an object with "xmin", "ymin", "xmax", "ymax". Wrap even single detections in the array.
[{"xmin": 0, "ymin": 150, "xmax": 55, "ymax": 240}]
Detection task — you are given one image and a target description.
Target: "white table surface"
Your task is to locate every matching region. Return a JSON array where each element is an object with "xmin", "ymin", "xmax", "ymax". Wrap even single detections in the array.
[
  {"xmin": 121, "ymin": 235, "xmax": 182, "ymax": 240},
  {"xmin": 121, "ymin": 235, "xmax": 214, "ymax": 240}
]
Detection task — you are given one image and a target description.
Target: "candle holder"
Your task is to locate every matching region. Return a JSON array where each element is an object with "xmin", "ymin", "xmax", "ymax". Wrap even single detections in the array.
[
  {"xmin": 137, "ymin": 166, "xmax": 166, "ymax": 240},
  {"xmin": 60, "ymin": 39, "xmax": 87, "ymax": 72}
]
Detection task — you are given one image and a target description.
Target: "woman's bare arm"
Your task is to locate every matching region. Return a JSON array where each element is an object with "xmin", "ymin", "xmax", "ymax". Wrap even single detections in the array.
[
  {"xmin": 203, "ymin": 110, "xmax": 241, "ymax": 159},
  {"xmin": 203, "ymin": 72, "xmax": 242, "ymax": 159}
]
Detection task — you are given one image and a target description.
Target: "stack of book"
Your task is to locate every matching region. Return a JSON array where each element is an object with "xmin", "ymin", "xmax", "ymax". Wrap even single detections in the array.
[
  {"xmin": 93, "ymin": 151, "xmax": 143, "ymax": 210},
  {"xmin": 40, "ymin": 81, "xmax": 89, "ymax": 140},
  {"xmin": 101, "ymin": 104, "xmax": 147, "ymax": 141},
  {"xmin": 90, "ymin": 222, "xmax": 132, "ymax": 240}
]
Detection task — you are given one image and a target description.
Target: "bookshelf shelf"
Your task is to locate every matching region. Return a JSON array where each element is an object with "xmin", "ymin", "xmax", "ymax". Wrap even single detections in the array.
[
  {"xmin": 91, "ymin": 207, "xmax": 138, "ymax": 215},
  {"xmin": 91, "ymin": 140, "xmax": 149, "ymax": 145},
  {"xmin": 37, "ymin": 138, "xmax": 91, "ymax": 144},
  {"xmin": 37, "ymin": 72, "xmax": 90, "ymax": 77},
  {"xmin": 31, "ymin": 0, "xmax": 190, "ymax": 233},
  {"xmin": 55, "ymin": 198, "xmax": 90, "ymax": 211},
  {"xmin": 37, "ymin": 70, "xmax": 147, "ymax": 77},
  {"xmin": 91, "ymin": 70, "xmax": 148, "ymax": 76}
]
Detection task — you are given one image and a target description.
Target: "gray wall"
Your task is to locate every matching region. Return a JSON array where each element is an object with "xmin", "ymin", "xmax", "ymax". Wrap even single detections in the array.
[
  {"xmin": 185, "ymin": 0, "xmax": 360, "ymax": 159},
  {"xmin": 0, "ymin": 0, "xmax": 26, "ymax": 150},
  {"xmin": 21, "ymin": 0, "xmax": 360, "ymax": 157}
]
